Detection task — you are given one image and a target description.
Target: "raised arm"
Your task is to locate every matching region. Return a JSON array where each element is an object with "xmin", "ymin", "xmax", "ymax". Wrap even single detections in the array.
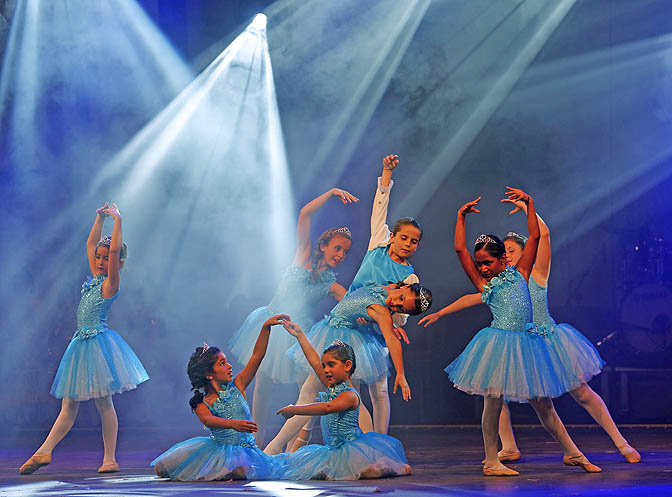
[
  {"xmin": 367, "ymin": 305, "xmax": 410, "ymax": 401},
  {"xmin": 455, "ymin": 197, "xmax": 486, "ymax": 292},
  {"xmin": 87, "ymin": 203, "xmax": 108, "ymax": 275},
  {"xmin": 282, "ymin": 319, "xmax": 329, "ymax": 386},
  {"xmin": 418, "ymin": 292, "xmax": 483, "ymax": 328},
  {"xmin": 369, "ymin": 155, "xmax": 398, "ymax": 250},
  {"xmin": 101, "ymin": 204, "xmax": 122, "ymax": 298},
  {"xmin": 505, "ymin": 188, "xmax": 539, "ymax": 282},
  {"xmin": 235, "ymin": 314, "xmax": 289, "ymax": 392},
  {"xmin": 292, "ymin": 188, "xmax": 359, "ymax": 266}
]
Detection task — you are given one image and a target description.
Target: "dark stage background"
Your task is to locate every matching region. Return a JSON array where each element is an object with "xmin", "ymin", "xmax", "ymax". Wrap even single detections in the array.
[{"xmin": 1, "ymin": 0, "xmax": 671, "ymax": 445}]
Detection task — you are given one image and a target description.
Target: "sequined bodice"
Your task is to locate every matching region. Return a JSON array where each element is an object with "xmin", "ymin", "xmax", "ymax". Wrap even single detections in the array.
[
  {"xmin": 267, "ymin": 265, "xmax": 336, "ymax": 329},
  {"xmin": 75, "ymin": 275, "xmax": 118, "ymax": 336},
  {"xmin": 347, "ymin": 246, "xmax": 414, "ymax": 295},
  {"xmin": 481, "ymin": 267, "xmax": 533, "ymax": 332},
  {"xmin": 318, "ymin": 382, "xmax": 362, "ymax": 447},
  {"xmin": 529, "ymin": 275, "xmax": 556, "ymax": 327},
  {"xmin": 204, "ymin": 383, "xmax": 256, "ymax": 447},
  {"xmin": 327, "ymin": 286, "xmax": 388, "ymax": 328}
]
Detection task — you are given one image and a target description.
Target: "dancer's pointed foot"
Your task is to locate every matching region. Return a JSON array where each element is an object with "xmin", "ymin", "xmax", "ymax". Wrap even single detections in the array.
[
  {"xmin": 563, "ymin": 454, "xmax": 601, "ymax": 473},
  {"xmin": 617, "ymin": 443, "xmax": 641, "ymax": 464},
  {"xmin": 498, "ymin": 449, "xmax": 521, "ymax": 462},
  {"xmin": 483, "ymin": 462, "xmax": 519, "ymax": 476},
  {"xmin": 97, "ymin": 461, "xmax": 119, "ymax": 473},
  {"xmin": 19, "ymin": 453, "xmax": 52, "ymax": 475}
]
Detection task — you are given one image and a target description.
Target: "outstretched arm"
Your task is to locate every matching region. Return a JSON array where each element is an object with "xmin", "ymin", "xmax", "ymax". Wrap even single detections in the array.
[
  {"xmin": 504, "ymin": 188, "xmax": 539, "ymax": 281},
  {"xmin": 367, "ymin": 305, "xmax": 411, "ymax": 401},
  {"xmin": 418, "ymin": 293, "xmax": 483, "ymax": 327},
  {"xmin": 235, "ymin": 314, "xmax": 289, "ymax": 392},
  {"xmin": 369, "ymin": 154, "xmax": 398, "ymax": 250},
  {"xmin": 293, "ymin": 188, "xmax": 359, "ymax": 266},
  {"xmin": 282, "ymin": 319, "xmax": 328, "ymax": 386},
  {"xmin": 276, "ymin": 390, "xmax": 359, "ymax": 419},
  {"xmin": 455, "ymin": 197, "xmax": 485, "ymax": 292},
  {"xmin": 87, "ymin": 203, "xmax": 108, "ymax": 275},
  {"xmin": 101, "ymin": 204, "xmax": 122, "ymax": 298}
]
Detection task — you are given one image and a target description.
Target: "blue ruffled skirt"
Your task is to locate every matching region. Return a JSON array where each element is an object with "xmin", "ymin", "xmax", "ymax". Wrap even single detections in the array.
[
  {"xmin": 229, "ymin": 306, "xmax": 308, "ymax": 384},
  {"xmin": 284, "ymin": 433, "xmax": 410, "ymax": 480},
  {"xmin": 445, "ymin": 326, "xmax": 596, "ymax": 402},
  {"xmin": 151, "ymin": 437, "xmax": 287, "ymax": 481},
  {"xmin": 51, "ymin": 328, "xmax": 149, "ymax": 401},
  {"xmin": 542, "ymin": 323, "xmax": 605, "ymax": 389},
  {"xmin": 288, "ymin": 319, "xmax": 390, "ymax": 384}
]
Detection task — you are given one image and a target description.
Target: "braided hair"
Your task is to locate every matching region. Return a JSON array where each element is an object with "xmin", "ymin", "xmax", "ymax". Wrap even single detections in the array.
[
  {"xmin": 323, "ymin": 341, "xmax": 356, "ymax": 376},
  {"xmin": 187, "ymin": 346, "xmax": 221, "ymax": 410}
]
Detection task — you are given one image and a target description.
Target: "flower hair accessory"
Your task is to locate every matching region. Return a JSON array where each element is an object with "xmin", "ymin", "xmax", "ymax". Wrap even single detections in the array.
[
  {"xmin": 419, "ymin": 288, "xmax": 431, "ymax": 313},
  {"xmin": 330, "ymin": 339, "xmax": 346, "ymax": 347},
  {"xmin": 475, "ymin": 234, "xmax": 497, "ymax": 245},
  {"xmin": 332, "ymin": 227, "xmax": 351, "ymax": 236}
]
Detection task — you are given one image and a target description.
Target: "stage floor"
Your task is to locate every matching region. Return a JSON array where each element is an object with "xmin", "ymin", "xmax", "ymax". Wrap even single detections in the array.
[{"xmin": 2, "ymin": 426, "xmax": 671, "ymax": 496}]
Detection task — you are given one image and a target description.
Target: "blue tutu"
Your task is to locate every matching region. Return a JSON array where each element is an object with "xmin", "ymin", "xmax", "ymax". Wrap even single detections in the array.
[
  {"xmin": 284, "ymin": 383, "xmax": 410, "ymax": 480},
  {"xmin": 151, "ymin": 436, "xmax": 286, "ymax": 481},
  {"xmin": 229, "ymin": 265, "xmax": 336, "ymax": 384},
  {"xmin": 51, "ymin": 275, "xmax": 148, "ymax": 400}
]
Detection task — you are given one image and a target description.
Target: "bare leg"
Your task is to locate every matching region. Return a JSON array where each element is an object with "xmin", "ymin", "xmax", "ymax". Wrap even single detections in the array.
[
  {"xmin": 94, "ymin": 396, "xmax": 118, "ymax": 470},
  {"xmin": 264, "ymin": 374, "xmax": 322, "ymax": 455},
  {"xmin": 482, "ymin": 396, "xmax": 518, "ymax": 476},
  {"xmin": 368, "ymin": 376, "xmax": 390, "ymax": 434},
  {"xmin": 498, "ymin": 402, "xmax": 520, "ymax": 458},
  {"xmin": 570, "ymin": 384, "xmax": 640, "ymax": 462},
  {"xmin": 529, "ymin": 397, "xmax": 601, "ymax": 472}
]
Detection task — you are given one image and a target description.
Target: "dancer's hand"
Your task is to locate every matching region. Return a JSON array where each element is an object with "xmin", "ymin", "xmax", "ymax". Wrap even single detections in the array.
[
  {"xmin": 229, "ymin": 420, "xmax": 258, "ymax": 433},
  {"xmin": 418, "ymin": 312, "xmax": 442, "ymax": 328},
  {"xmin": 393, "ymin": 326, "xmax": 410, "ymax": 345},
  {"xmin": 282, "ymin": 319, "xmax": 304, "ymax": 337},
  {"xmin": 330, "ymin": 188, "xmax": 359, "ymax": 205},
  {"xmin": 96, "ymin": 202, "xmax": 110, "ymax": 217},
  {"xmin": 459, "ymin": 197, "xmax": 481, "ymax": 216},
  {"xmin": 504, "ymin": 187, "xmax": 530, "ymax": 204},
  {"xmin": 383, "ymin": 154, "xmax": 399, "ymax": 171},
  {"xmin": 103, "ymin": 203, "xmax": 121, "ymax": 220},
  {"xmin": 356, "ymin": 317, "xmax": 373, "ymax": 326},
  {"xmin": 265, "ymin": 314, "xmax": 290, "ymax": 328},
  {"xmin": 393, "ymin": 374, "xmax": 411, "ymax": 401},
  {"xmin": 501, "ymin": 197, "xmax": 527, "ymax": 215},
  {"xmin": 276, "ymin": 405, "xmax": 297, "ymax": 419}
]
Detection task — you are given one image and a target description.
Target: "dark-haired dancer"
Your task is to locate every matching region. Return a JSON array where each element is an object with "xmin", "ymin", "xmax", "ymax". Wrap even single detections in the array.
[
  {"xmin": 445, "ymin": 189, "xmax": 600, "ymax": 476},
  {"xmin": 278, "ymin": 322, "xmax": 412, "ymax": 480},
  {"xmin": 264, "ymin": 155, "xmax": 425, "ymax": 454},
  {"xmin": 152, "ymin": 315, "xmax": 289, "ymax": 481},
  {"xmin": 229, "ymin": 187, "xmax": 357, "ymax": 446},
  {"xmin": 20, "ymin": 203, "xmax": 148, "ymax": 475}
]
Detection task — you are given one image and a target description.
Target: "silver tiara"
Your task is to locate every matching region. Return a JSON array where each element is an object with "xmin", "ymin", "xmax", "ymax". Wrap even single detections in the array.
[
  {"xmin": 333, "ymin": 227, "xmax": 351, "ymax": 236},
  {"xmin": 330, "ymin": 339, "xmax": 346, "ymax": 347},
  {"xmin": 506, "ymin": 231, "xmax": 526, "ymax": 240},
  {"xmin": 475, "ymin": 234, "xmax": 497, "ymax": 245},
  {"xmin": 419, "ymin": 288, "xmax": 431, "ymax": 313},
  {"xmin": 200, "ymin": 342, "xmax": 210, "ymax": 355},
  {"xmin": 99, "ymin": 235, "xmax": 112, "ymax": 245}
]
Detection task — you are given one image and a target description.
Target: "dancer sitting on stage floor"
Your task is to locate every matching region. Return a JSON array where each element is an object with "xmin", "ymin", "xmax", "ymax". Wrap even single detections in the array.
[
  {"xmin": 20, "ymin": 203, "xmax": 149, "ymax": 475},
  {"xmin": 422, "ymin": 198, "xmax": 640, "ymax": 464},
  {"xmin": 443, "ymin": 189, "xmax": 601, "ymax": 476},
  {"xmin": 228, "ymin": 186, "xmax": 357, "ymax": 447},
  {"xmin": 278, "ymin": 322, "xmax": 412, "ymax": 480},
  {"xmin": 152, "ymin": 316, "xmax": 289, "ymax": 481}
]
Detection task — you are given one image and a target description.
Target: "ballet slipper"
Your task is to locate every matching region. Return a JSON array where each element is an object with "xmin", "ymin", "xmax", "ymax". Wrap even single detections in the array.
[
  {"xmin": 562, "ymin": 454, "xmax": 602, "ymax": 473},
  {"xmin": 154, "ymin": 464, "xmax": 170, "ymax": 478},
  {"xmin": 481, "ymin": 449, "xmax": 522, "ymax": 464},
  {"xmin": 19, "ymin": 453, "xmax": 52, "ymax": 475},
  {"xmin": 617, "ymin": 443, "xmax": 641, "ymax": 464},
  {"xmin": 97, "ymin": 461, "xmax": 120, "ymax": 473},
  {"xmin": 483, "ymin": 462, "xmax": 519, "ymax": 476}
]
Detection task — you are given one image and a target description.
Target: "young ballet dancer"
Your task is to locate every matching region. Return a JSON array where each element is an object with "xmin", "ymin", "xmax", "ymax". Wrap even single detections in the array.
[
  {"xmin": 20, "ymin": 203, "xmax": 149, "ymax": 475},
  {"xmin": 152, "ymin": 315, "xmax": 290, "ymax": 481},
  {"xmin": 228, "ymin": 187, "xmax": 357, "ymax": 446},
  {"xmin": 444, "ymin": 189, "xmax": 601, "ymax": 476},
  {"xmin": 421, "ymin": 199, "xmax": 641, "ymax": 464},
  {"xmin": 264, "ymin": 155, "xmax": 423, "ymax": 454},
  {"xmin": 278, "ymin": 320, "xmax": 411, "ymax": 480}
]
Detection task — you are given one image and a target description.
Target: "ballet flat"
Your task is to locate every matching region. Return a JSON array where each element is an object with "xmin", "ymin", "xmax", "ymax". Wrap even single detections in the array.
[
  {"xmin": 483, "ymin": 463, "xmax": 519, "ymax": 476},
  {"xmin": 563, "ymin": 454, "xmax": 602, "ymax": 473},
  {"xmin": 617, "ymin": 443, "xmax": 641, "ymax": 464},
  {"xmin": 97, "ymin": 461, "xmax": 120, "ymax": 473},
  {"xmin": 19, "ymin": 454, "xmax": 52, "ymax": 475},
  {"xmin": 498, "ymin": 449, "xmax": 521, "ymax": 462}
]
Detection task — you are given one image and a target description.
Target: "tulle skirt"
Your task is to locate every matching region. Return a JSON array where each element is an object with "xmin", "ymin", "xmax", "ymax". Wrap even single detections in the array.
[
  {"xmin": 288, "ymin": 319, "xmax": 390, "ymax": 384},
  {"xmin": 229, "ymin": 306, "xmax": 308, "ymax": 384},
  {"xmin": 284, "ymin": 433, "xmax": 411, "ymax": 480},
  {"xmin": 51, "ymin": 328, "xmax": 149, "ymax": 401},
  {"xmin": 151, "ymin": 437, "xmax": 287, "ymax": 481},
  {"xmin": 445, "ymin": 325, "xmax": 602, "ymax": 402}
]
